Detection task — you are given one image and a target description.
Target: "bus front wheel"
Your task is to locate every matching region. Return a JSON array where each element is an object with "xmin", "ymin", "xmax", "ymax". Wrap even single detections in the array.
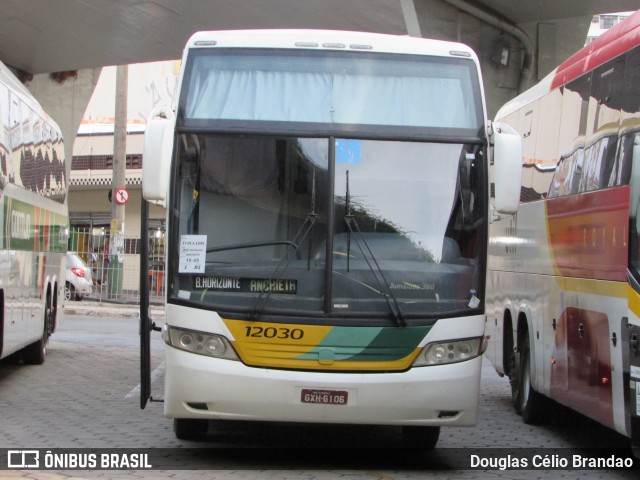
[
  {"xmin": 401, "ymin": 426, "xmax": 440, "ymax": 449},
  {"xmin": 173, "ymin": 418, "xmax": 208, "ymax": 440}
]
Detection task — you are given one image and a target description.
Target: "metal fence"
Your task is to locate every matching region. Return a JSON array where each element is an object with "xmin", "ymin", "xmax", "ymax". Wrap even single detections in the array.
[{"xmin": 68, "ymin": 227, "xmax": 165, "ymax": 304}]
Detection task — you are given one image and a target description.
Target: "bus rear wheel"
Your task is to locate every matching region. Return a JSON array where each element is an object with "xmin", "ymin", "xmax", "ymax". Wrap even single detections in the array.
[
  {"xmin": 23, "ymin": 297, "xmax": 54, "ymax": 365},
  {"xmin": 173, "ymin": 418, "xmax": 208, "ymax": 440},
  {"xmin": 516, "ymin": 330, "xmax": 546, "ymax": 424},
  {"xmin": 401, "ymin": 426, "xmax": 440, "ymax": 449}
]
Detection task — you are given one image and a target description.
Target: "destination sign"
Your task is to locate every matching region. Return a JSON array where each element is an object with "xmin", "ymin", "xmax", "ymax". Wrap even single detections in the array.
[{"xmin": 193, "ymin": 276, "xmax": 297, "ymax": 294}]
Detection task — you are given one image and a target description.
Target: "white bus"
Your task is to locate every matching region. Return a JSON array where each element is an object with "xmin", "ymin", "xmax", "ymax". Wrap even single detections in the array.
[
  {"xmin": 0, "ymin": 60, "xmax": 67, "ymax": 365},
  {"xmin": 486, "ymin": 11, "xmax": 640, "ymax": 450},
  {"xmin": 140, "ymin": 29, "xmax": 521, "ymax": 446}
]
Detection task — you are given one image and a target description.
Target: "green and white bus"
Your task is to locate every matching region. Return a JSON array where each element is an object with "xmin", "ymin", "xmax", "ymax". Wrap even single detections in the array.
[
  {"xmin": 140, "ymin": 29, "xmax": 521, "ymax": 447},
  {"xmin": 0, "ymin": 60, "xmax": 67, "ymax": 365}
]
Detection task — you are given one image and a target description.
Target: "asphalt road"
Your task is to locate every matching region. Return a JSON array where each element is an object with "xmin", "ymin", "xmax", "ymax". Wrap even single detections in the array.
[{"xmin": 0, "ymin": 310, "xmax": 637, "ymax": 479}]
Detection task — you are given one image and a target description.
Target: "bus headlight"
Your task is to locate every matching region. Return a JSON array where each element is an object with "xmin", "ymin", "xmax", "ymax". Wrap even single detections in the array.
[
  {"xmin": 162, "ymin": 325, "xmax": 239, "ymax": 360},
  {"xmin": 413, "ymin": 337, "xmax": 486, "ymax": 366}
]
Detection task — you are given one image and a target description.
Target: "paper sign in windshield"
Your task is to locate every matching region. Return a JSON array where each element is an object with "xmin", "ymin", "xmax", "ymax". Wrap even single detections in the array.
[{"xmin": 179, "ymin": 235, "xmax": 207, "ymax": 273}]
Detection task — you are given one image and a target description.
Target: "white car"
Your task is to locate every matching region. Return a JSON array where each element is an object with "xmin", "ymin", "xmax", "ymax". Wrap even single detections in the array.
[{"xmin": 65, "ymin": 252, "xmax": 93, "ymax": 301}]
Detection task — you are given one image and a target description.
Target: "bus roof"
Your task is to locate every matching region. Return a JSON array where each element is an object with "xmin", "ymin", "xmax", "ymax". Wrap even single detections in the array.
[
  {"xmin": 0, "ymin": 59, "xmax": 34, "ymax": 100},
  {"xmin": 0, "ymin": 59, "xmax": 62, "ymax": 132},
  {"xmin": 552, "ymin": 10, "xmax": 640, "ymax": 90},
  {"xmin": 496, "ymin": 10, "xmax": 640, "ymax": 121},
  {"xmin": 185, "ymin": 29, "xmax": 479, "ymax": 63}
]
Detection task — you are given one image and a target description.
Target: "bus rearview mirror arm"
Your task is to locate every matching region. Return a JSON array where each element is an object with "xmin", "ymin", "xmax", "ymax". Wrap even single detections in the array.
[
  {"xmin": 142, "ymin": 105, "xmax": 174, "ymax": 207},
  {"xmin": 491, "ymin": 121, "xmax": 522, "ymax": 216}
]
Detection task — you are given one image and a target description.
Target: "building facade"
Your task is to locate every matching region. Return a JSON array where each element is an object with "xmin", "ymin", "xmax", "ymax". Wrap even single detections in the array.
[{"xmin": 69, "ymin": 124, "xmax": 167, "ymax": 300}]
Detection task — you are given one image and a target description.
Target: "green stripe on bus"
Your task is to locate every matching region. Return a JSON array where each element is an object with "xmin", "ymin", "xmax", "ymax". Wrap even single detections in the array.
[
  {"xmin": 2, "ymin": 197, "xmax": 68, "ymax": 252},
  {"xmin": 296, "ymin": 325, "xmax": 431, "ymax": 362}
]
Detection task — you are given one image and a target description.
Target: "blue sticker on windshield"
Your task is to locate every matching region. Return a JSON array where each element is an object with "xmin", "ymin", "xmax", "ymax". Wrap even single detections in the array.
[{"xmin": 336, "ymin": 139, "xmax": 361, "ymax": 165}]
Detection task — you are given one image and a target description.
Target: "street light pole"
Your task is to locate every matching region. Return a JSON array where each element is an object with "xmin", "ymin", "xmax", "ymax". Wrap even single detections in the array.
[{"xmin": 109, "ymin": 64, "xmax": 128, "ymax": 296}]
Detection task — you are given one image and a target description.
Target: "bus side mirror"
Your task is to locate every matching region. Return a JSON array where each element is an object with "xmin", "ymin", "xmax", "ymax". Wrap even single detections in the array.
[
  {"xmin": 492, "ymin": 122, "xmax": 522, "ymax": 215},
  {"xmin": 142, "ymin": 106, "xmax": 174, "ymax": 205},
  {"xmin": 630, "ymin": 145, "xmax": 640, "ymax": 218}
]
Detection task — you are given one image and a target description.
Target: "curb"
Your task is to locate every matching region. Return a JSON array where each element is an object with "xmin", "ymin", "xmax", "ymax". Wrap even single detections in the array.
[{"xmin": 62, "ymin": 301, "xmax": 165, "ymax": 318}]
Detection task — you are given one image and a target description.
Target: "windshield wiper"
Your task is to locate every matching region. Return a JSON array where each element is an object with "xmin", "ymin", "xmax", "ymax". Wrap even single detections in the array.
[
  {"xmin": 207, "ymin": 240, "xmax": 300, "ymax": 254},
  {"xmin": 249, "ymin": 172, "xmax": 318, "ymax": 319},
  {"xmin": 344, "ymin": 170, "xmax": 406, "ymax": 327},
  {"xmin": 206, "ymin": 172, "xmax": 319, "ymax": 260}
]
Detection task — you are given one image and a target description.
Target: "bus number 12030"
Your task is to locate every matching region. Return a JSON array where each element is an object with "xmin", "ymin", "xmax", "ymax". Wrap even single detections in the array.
[{"xmin": 245, "ymin": 326, "xmax": 304, "ymax": 340}]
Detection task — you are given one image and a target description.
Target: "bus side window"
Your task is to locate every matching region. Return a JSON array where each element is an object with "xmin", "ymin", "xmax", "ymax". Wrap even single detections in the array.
[
  {"xmin": 618, "ymin": 46, "xmax": 640, "ymax": 190},
  {"xmin": 611, "ymin": 133, "xmax": 636, "ymax": 188},
  {"xmin": 587, "ymin": 54, "xmax": 625, "ymax": 190},
  {"xmin": 629, "ymin": 135, "xmax": 640, "ymax": 278},
  {"xmin": 629, "ymin": 134, "xmax": 640, "ymax": 221},
  {"xmin": 622, "ymin": 47, "xmax": 640, "ymax": 113},
  {"xmin": 570, "ymin": 150, "xmax": 584, "ymax": 195}
]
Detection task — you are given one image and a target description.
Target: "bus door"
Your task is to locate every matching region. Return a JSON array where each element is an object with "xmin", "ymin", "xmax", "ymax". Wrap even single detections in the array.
[
  {"xmin": 628, "ymin": 286, "xmax": 640, "ymax": 451},
  {"xmin": 139, "ymin": 198, "xmax": 158, "ymax": 409},
  {"xmin": 627, "ymin": 133, "xmax": 640, "ymax": 449}
]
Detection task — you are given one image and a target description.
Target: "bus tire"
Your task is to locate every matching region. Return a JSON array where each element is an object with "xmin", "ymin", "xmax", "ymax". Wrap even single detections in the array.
[
  {"xmin": 401, "ymin": 426, "xmax": 440, "ymax": 449},
  {"xmin": 23, "ymin": 310, "xmax": 51, "ymax": 366},
  {"xmin": 516, "ymin": 330, "xmax": 545, "ymax": 424},
  {"xmin": 173, "ymin": 418, "xmax": 208, "ymax": 440},
  {"xmin": 505, "ymin": 330, "xmax": 521, "ymax": 414},
  {"xmin": 23, "ymin": 292, "xmax": 55, "ymax": 365},
  {"xmin": 509, "ymin": 365, "xmax": 522, "ymax": 414}
]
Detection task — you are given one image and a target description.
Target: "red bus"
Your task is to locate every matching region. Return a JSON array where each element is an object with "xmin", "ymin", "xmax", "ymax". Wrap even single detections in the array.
[{"xmin": 486, "ymin": 10, "xmax": 640, "ymax": 451}]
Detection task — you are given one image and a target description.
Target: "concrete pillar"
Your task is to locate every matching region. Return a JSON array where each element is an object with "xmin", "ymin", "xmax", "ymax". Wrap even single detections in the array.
[
  {"xmin": 400, "ymin": 0, "xmax": 422, "ymax": 37},
  {"xmin": 518, "ymin": 16, "xmax": 594, "ymax": 82},
  {"xmin": 411, "ymin": 0, "xmax": 592, "ymax": 118}
]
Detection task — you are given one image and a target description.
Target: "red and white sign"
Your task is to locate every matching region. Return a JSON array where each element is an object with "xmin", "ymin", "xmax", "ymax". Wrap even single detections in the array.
[{"xmin": 114, "ymin": 187, "xmax": 129, "ymax": 205}]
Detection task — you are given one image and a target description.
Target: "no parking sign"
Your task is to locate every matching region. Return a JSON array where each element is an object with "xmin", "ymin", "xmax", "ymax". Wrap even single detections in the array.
[{"xmin": 114, "ymin": 187, "xmax": 129, "ymax": 205}]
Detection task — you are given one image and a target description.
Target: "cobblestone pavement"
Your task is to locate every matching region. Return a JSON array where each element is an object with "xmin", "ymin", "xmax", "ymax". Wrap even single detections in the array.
[{"xmin": 0, "ymin": 301, "xmax": 636, "ymax": 479}]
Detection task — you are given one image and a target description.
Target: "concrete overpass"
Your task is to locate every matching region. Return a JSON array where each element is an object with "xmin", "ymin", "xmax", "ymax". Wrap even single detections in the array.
[{"xmin": 1, "ymin": 0, "xmax": 638, "ymax": 157}]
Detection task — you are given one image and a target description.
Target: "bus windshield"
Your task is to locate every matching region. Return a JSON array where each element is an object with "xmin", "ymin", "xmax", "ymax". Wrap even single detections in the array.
[
  {"xmin": 179, "ymin": 48, "xmax": 483, "ymax": 134},
  {"xmin": 170, "ymin": 134, "xmax": 485, "ymax": 323}
]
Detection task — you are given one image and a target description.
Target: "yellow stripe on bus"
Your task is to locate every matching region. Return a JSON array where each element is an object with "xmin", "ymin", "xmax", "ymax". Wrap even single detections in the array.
[
  {"xmin": 557, "ymin": 277, "xmax": 628, "ymax": 298},
  {"xmin": 628, "ymin": 284, "xmax": 640, "ymax": 318},
  {"xmin": 224, "ymin": 319, "xmax": 424, "ymax": 371}
]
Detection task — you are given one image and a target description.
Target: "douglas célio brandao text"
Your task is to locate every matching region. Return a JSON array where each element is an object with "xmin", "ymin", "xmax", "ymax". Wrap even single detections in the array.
[{"xmin": 470, "ymin": 453, "xmax": 635, "ymax": 470}]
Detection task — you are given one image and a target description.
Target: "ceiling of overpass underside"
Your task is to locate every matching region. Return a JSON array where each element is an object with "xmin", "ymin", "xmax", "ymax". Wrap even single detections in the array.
[{"xmin": 0, "ymin": 0, "xmax": 638, "ymax": 74}]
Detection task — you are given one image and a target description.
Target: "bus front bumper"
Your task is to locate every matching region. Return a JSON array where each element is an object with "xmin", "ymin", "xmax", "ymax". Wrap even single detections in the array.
[{"xmin": 163, "ymin": 346, "xmax": 483, "ymax": 427}]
